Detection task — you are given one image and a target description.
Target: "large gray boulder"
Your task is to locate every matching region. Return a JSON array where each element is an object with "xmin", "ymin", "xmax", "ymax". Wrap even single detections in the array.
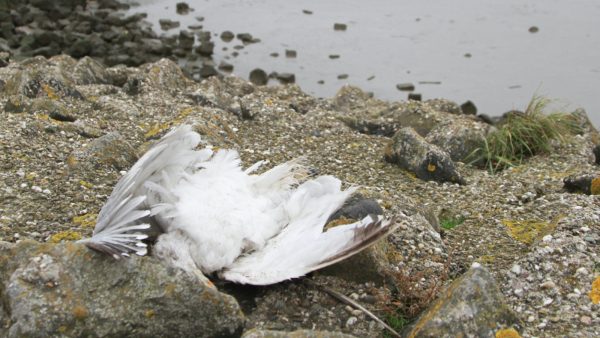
[
  {"xmin": 404, "ymin": 264, "xmax": 522, "ymax": 338},
  {"xmin": 0, "ymin": 240, "xmax": 245, "ymax": 338},
  {"xmin": 385, "ymin": 127, "xmax": 465, "ymax": 184}
]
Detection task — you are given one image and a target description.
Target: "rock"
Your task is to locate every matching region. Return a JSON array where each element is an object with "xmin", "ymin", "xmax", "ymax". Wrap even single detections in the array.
[
  {"xmin": 218, "ymin": 61, "xmax": 234, "ymax": 73},
  {"xmin": 334, "ymin": 23, "xmax": 347, "ymax": 31},
  {"xmin": 198, "ymin": 65, "xmax": 218, "ymax": 79},
  {"xmin": 460, "ymin": 100, "xmax": 477, "ymax": 115},
  {"xmin": 593, "ymin": 144, "xmax": 600, "ymax": 165},
  {"xmin": 328, "ymin": 194, "xmax": 384, "ymax": 222},
  {"xmin": 408, "ymin": 93, "xmax": 422, "ymax": 101},
  {"xmin": 176, "ymin": 2, "xmax": 190, "ymax": 15},
  {"xmin": 396, "ymin": 83, "xmax": 415, "ymax": 91},
  {"xmin": 242, "ymin": 329, "xmax": 357, "ymax": 338},
  {"xmin": 141, "ymin": 58, "xmax": 194, "ymax": 95},
  {"xmin": 425, "ymin": 118, "xmax": 489, "ymax": 162},
  {"xmin": 237, "ymin": 33, "xmax": 259, "ymax": 44},
  {"xmin": 424, "ymin": 99, "xmax": 461, "ymax": 115},
  {"xmin": 178, "ymin": 30, "xmax": 195, "ymax": 50},
  {"xmin": 337, "ymin": 74, "xmax": 348, "ymax": 80},
  {"xmin": 385, "ymin": 127, "xmax": 465, "ymax": 184},
  {"xmin": 276, "ymin": 72, "xmax": 295, "ymax": 84},
  {"xmin": 0, "ymin": 240, "xmax": 244, "ymax": 337},
  {"xmin": 285, "ymin": 49, "xmax": 297, "ymax": 58},
  {"xmin": 72, "ymin": 56, "xmax": 111, "ymax": 85},
  {"xmin": 67, "ymin": 131, "xmax": 138, "ymax": 171},
  {"xmin": 249, "ymin": 68, "xmax": 268, "ymax": 86},
  {"xmin": 529, "ymin": 26, "xmax": 539, "ymax": 33},
  {"xmin": 195, "ymin": 41, "xmax": 214, "ymax": 56},
  {"xmin": 221, "ymin": 30, "xmax": 234, "ymax": 42},
  {"xmin": 329, "ymin": 54, "xmax": 340, "ymax": 59},
  {"xmin": 563, "ymin": 174, "xmax": 600, "ymax": 195},
  {"xmin": 159, "ymin": 18, "xmax": 180, "ymax": 30},
  {"xmin": 404, "ymin": 264, "xmax": 522, "ymax": 338},
  {"xmin": 302, "ymin": 10, "xmax": 313, "ymax": 15}
]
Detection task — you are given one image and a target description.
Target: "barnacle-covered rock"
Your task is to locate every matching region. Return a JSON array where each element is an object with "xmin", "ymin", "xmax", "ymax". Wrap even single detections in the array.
[{"xmin": 0, "ymin": 240, "xmax": 244, "ymax": 337}]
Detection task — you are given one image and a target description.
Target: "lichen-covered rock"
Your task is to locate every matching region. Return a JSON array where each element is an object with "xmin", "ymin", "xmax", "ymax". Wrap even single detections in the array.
[
  {"xmin": 242, "ymin": 328, "xmax": 357, "ymax": 338},
  {"xmin": 140, "ymin": 58, "xmax": 195, "ymax": 96},
  {"xmin": 0, "ymin": 240, "xmax": 245, "ymax": 338},
  {"xmin": 67, "ymin": 131, "xmax": 138, "ymax": 171},
  {"xmin": 425, "ymin": 117, "xmax": 490, "ymax": 163},
  {"xmin": 563, "ymin": 174, "xmax": 600, "ymax": 195},
  {"xmin": 385, "ymin": 127, "xmax": 465, "ymax": 184},
  {"xmin": 404, "ymin": 264, "xmax": 522, "ymax": 338}
]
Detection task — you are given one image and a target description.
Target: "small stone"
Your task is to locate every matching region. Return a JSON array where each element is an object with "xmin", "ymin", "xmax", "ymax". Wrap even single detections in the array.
[
  {"xmin": 529, "ymin": 26, "xmax": 539, "ymax": 33},
  {"xmin": 285, "ymin": 49, "xmax": 297, "ymax": 58},
  {"xmin": 542, "ymin": 235, "xmax": 552, "ymax": 242},
  {"xmin": 218, "ymin": 61, "xmax": 234, "ymax": 73},
  {"xmin": 176, "ymin": 2, "xmax": 191, "ymax": 15},
  {"xmin": 329, "ymin": 54, "xmax": 340, "ymax": 59},
  {"xmin": 396, "ymin": 83, "xmax": 415, "ymax": 91},
  {"xmin": 460, "ymin": 100, "xmax": 477, "ymax": 115},
  {"xmin": 334, "ymin": 23, "xmax": 347, "ymax": 31},
  {"xmin": 269, "ymin": 52, "xmax": 279, "ymax": 57},
  {"xmin": 580, "ymin": 316, "xmax": 592, "ymax": 325},
  {"xmin": 159, "ymin": 19, "xmax": 180, "ymax": 30},
  {"xmin": 221, "ymin": 31, "xmax": 234, "ymax": 42},
  {"xmin": 276, "ymin": 73, "xmax": 295, "ymax": 84},
  {"xmin": 337, "ymin": 74, "xmax": 348, "ymax": 80},
  {"xmin": 511, "ymin": 264, "xmax": 522, "ymax": 275},
  {"xmin": 542, "ymin": 298, "xmax": 553, "ymax": 306},
  {"xmin": 249, "ymin": 68, "xmax": 268, "ymax": 85},
  {"xmin": 302, "ymin": 9, "xmax": 313, "ymax": 15},
  {"xmin": 408, "ymin": 93, "xmax": 422, "ymax": 101},
  {"xmin": 540, "ymin": 281, "xmax": 556, "ymax": 290},
  {"xmin": 345, "ymin": 316, "xmax": 358, "ymax": 327}
]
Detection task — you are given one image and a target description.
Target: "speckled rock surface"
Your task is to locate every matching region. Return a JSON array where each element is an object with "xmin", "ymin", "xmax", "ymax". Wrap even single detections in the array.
[
  {"xmin": 404, "ymin": 263, "xmax": 522, "ymax": 338},
  {"xmin": 0, "ymin": 55, "xmax": 599, "ymax": 337},
  {"xmin": 0, "ymin": 240, "xmax": 244, "ymax": 337},
  {"xmin": 385, "ymin": 127, "xmax": 465, "ymax": 184},
  {"xmin": 242, "ymin": 328, "xmax": 357, "ymax": 338}
]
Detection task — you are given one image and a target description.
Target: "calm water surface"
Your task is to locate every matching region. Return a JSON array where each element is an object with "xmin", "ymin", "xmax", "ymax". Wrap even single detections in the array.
[{"xmin": 127, "ymin": 0, "xmax": 600, "ymax": 126}]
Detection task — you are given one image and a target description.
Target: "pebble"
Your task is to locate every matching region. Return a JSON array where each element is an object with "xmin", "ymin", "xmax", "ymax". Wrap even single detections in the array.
[
  {"xmin": 580, "ymin": 316, "xmax": 592, "ymax": 325},
  {"xmin": 345, "ymin": 316, "xmax": 358, "ymax": 327},
  {"xmin": 511, "ymin": 264, "xmax": 522, "ymax": 275}
]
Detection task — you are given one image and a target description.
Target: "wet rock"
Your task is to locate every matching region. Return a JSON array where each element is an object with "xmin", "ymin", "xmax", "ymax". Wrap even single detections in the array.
[
  {"xmin": 404, "ymin": 264, "xmax": 522, "ymax": 338},
  {"xmin": 218, "ymin": 61, "xmax": 234, "ymax": 73},
  {"xmin": 396, "ymin": 83, "xmax": 415, "ymax": 91},
  {"xmin": 68, "ymin": 131, "xmax": 138, "ymax": 171},
  {"xmin": 563, "ymin": 174, "xmax": 600, "ymax": 195},
  {"xmin": 385, "ymin": 127, "xmax": 465, "ymax": 184},
  {"xmin": 334, "ymin": 23, "xmax": 347, "ymax": 31},
  {"xmin": 178, "ymin": 30, "xmax": 195, "ymax": 50},
  {"xmin": 529, "ymin": 26, "xmax": 539, "ymax": 33},
  {"xmin": 198, "ymin": 65, "xmax": 218, "ymax": 79},
  {"xmin": 408, "ymin": 93, "xmax": 422, "ymax": 101},
  {"xmin": 249, "ymin": 68, "xmax": 268, "ymax": 86},
  {"xmin": 276, "ymin": 72, "xmax": 295, "ymax": 84},
  {"xmin": 159, "ymin": 18, "xmax": 180, "ymax": 30},
  {"xmin": 237, "ymin": 33, "xmax": 259, "ymax": 44},
  {"xmin": 337, "ymin": 74, "xmax": 348, "ymax": 80},
  {"xmin": 285, "ymin": 49, "xmax": 297, "ymax": 58},
  {"xmin": 0, "ymin": 240, "xmax": 244, "ymax": 337},
  {"xmin": 329, "ymin": 54, "xmax": 340, "ymax": 59},
  {"xmin": 176, "ymin": 2, "xmax": 190, "ymax": 15},
  {"xmin": 242, "ymin": 329, "xmax": 356, "ymax": 338},
  {"xmin": 195, "ymin": 41, "xmax": 214, "ymax": 56},
  {"xmin": 221, "ymin": 30, "xmax": 234, "ymax": 42},
  {"xmin": 302, "ymin": 10, "xmax": 313, "ymax": 15},
  {"xmin": 460, "ymin": 100, "xmax": 477, "ymax": 115}
]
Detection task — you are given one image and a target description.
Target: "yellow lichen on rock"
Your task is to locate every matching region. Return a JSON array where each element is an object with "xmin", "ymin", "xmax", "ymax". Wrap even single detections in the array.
[
  {"xmin": 41, "ymin": 83, "xmax": 58, "ymax": 100},
  {"xmin": 427, "ymin": 163, "xmax": 436, "ymax": 172},
  {"xmin": 495, "ymin": 328, "xmax": 522, "ymax": 338},
  {"xmin": 591, "ymin": 177, "xmax": 600, "ymax": 195},
  {"xmin": 502, "ymin": 216, "xmax": 561, "ymax": 245},
  {"xmin": 589, "ymin": 276, "xmax": 600, "ymax": 304},
  {"xmin": 72, "ymin": 305, "xmax": 89, "ymax": 320},
  {"xmin": 49, "ymin": 231, "xmax": 82, "ymax": 243},
  {"xmin": 72, "ymin": 213, "xmax": 97, "ymax": 229}
]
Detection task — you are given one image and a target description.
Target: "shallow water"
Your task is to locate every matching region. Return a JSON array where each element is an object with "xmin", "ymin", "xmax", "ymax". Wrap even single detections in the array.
[{"xmin": 127, "ymin": 0, "xmax": 600, "ymax": 126}]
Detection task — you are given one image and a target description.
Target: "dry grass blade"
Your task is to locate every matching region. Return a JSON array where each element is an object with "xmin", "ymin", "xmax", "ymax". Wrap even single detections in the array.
[{"xmin": 304, "ymin": 279, "xmax": 402, "ymax": 338}]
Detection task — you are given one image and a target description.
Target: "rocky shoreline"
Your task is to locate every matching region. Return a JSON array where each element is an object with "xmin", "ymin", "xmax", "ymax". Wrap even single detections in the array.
[{"xmin": 0, "ymin": 54, "xmax": 598, "ymax": 337}]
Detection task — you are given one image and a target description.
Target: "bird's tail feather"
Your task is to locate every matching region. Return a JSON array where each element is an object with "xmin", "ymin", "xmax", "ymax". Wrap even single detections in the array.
[{"xmin": 80, "ymin": 125, "xmax": 205, "ymax": 258}]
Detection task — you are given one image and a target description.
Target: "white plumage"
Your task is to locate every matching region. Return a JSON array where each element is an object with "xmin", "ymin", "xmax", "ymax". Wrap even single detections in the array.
[{"xmin": 80, "ymin": 125, "xmax": 397, "ymax": 285}]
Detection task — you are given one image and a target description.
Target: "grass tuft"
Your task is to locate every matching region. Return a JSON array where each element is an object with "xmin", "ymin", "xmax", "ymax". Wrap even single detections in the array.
[
  {"xmin": 440, "ymin": 216, "xmax": 465, "ymax": 230},
  {"xmin": 472, "ymin": 95, "xmax": 581, "ymax": 173}
]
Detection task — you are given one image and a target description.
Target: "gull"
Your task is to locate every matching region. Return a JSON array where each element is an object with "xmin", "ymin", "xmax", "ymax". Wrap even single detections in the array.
[{"xmin": 79, "ymin": 125, "xmax": 398, "ymax": 285}]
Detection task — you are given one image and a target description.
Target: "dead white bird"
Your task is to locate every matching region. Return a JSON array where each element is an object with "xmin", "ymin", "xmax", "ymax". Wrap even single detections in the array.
[{"xmin": 79, "ymin": 124, "xmax": 397, "ymax": 285}]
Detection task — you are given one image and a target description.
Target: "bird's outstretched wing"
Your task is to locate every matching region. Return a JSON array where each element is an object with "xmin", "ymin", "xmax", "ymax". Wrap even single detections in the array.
[
  {"xmin": 220, "ymin": 176, "xmax": 398, "ymax": 285},
  {"xmin": 79, "ymin": 125, "xmax": 207, "ymax": 258}
]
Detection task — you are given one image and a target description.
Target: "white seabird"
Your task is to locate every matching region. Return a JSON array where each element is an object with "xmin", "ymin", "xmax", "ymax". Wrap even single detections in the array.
[{"xmin": 80, "ymin": 124, "xmax": 397, "ymax": 285}]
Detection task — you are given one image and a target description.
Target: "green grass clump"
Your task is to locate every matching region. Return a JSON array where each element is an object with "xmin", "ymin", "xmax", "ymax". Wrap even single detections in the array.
[
  {"xmin": 474, "ymin": 96, "xmax": 581, "ymax": 173},
  {"xmin": 440, "ymin": 216, "xmax": 465, "ymax": 230},
  {"xmin": 383, "ymin": 312, "xmax": 409, "ymax": 337}
]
